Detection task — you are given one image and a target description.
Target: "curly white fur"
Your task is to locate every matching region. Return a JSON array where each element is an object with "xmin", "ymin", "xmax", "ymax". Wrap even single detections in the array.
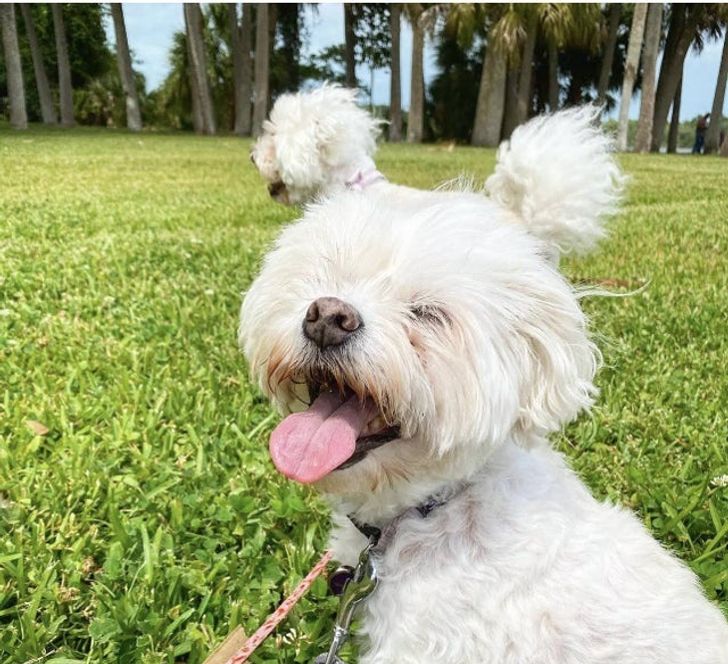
[
  {"xmin": 240, "ymin": 189, "xmax": 728, "ymax": 662},
  {"xmin": 251, "ymin": 85, "xmax": 624, "ymax": 260}
]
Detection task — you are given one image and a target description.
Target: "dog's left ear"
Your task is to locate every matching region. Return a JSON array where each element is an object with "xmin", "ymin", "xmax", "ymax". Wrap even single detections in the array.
[
  {"xmin": 275, "ymin": 123, "xmax": 326, "ymax": 194},
  {"xmin": 514, "ymin": 280, "xmax": 599, "ymax": 436}
]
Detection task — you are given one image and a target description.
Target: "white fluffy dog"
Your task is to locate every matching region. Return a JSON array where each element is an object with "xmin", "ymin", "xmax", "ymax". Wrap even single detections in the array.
[{"xmin": 241, "ymin": 106, "xmax": 728, "ymax": 662}]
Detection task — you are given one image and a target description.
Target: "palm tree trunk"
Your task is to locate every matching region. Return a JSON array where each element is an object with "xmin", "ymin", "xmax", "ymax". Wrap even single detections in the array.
[
  {"xmin": 501, "ymin": 67, "xmax": 518, "ymax": 141},
  {"xmin": 389, "ymin": 4, "xmax": 402, "ymax": 141},
  {"xmin": 230, "ymin": 3, "xmax": 251, "ymax": 136},
  {"xmin": 515, "ymin": 20, "xmax": 538, "ymax": 126},
  {"xmin": 652, "ymin": 3, "xmax": 683, "ymax": 136},
  {"xmin": 184, "ymin": 3, "xmax": 215, "ymax": 135},
  {"xmin": 704, "ymin": 34, "xmax": 728, "ymax": 154},
  {"xmin": 0, "ymin": 3, "xmax": 27, "ymax": 129},
  {"xmin": 111, "ymin": 3, "xmax": 142, "ymax": 132},
  {"xmin": 596, "ymin": 3, "xmax": 621, "ymax": 106},
  {"xmin": 252, "ymin": 2, "xmax": 270, "ymax": 137},
  {"xmin": 229, "ymin": 3, "xmax": 242, "ymax": 134},
  {"xmin": 634, "ymin": 3, "xmax": 662, "ymax": 153},
  {"xmin": 407, "ymin": 10, "xmax": 425, "ymax": 143},
  {"xmin": 344, "ymin": 4, "xmax": 356, "ymax": 88},
  {"xmin": 501, "ymin": 65, "xmax": 520, "ymax": 141},
  {"xmin": 185, "ymin": 8, "xmax": 203, "ymax": 133},
  {"xmin": 650, "ymin": 5, "xmax": 704, "ymax": 152},
  {"xmin": 19, "ymin": 4, "xmax": 56, "ymax": 125},
  {"xmin": 186, "ymin": 36, "xmax": 203, "ymax": 132},
  {"xmin": 239, "ymin": 3, "xmax": 253, "ymax": 134},
  {"xmin": 667, "ymin": 75, "xmax": 682, "ymax": 154},
  {"xmin": 266, "ymin": 4, "xmax": 277, "ymax": 112},
  {"xmin": 472, "ymin": 42, "xmax": 506, "ymax": 146},
  {"xmin": 616, "ymin": 2, "xmax": 647, "ymax": 151},
  {"xmin": 52, "ymin": 4, "xmax": 74, "ymax": 127},
  {"xmin": 720, "ymin": 132, "xmax": 728, "ymax": 157},
  {"xmin": 547, "ymin": 40, "xmax": 558, "ymax": 112}
]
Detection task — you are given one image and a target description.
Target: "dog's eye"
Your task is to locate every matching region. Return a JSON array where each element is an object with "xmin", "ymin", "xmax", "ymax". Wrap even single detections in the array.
[{"xmin": 409, "ymin": 304, "xmax": 451, "ymax": 326}]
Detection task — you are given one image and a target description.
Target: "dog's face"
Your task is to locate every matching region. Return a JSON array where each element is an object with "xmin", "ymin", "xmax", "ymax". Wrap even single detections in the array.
[
  {"xmin": 240, "ymin": 191, "xmax": 598, "ymax": 498},
  {"xmin": 250, "ymin": 85, "xmax": 381, "ymax": 206},
  {"xmin": 250, "ymin": 131, "xmax": 295, "ymax": 205}
]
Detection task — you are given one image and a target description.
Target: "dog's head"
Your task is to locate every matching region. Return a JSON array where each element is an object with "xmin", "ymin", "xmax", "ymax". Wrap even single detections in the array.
[
  {"xmin": 250, "ymin": 84, "xmax": 383, "ymax": 205},
  {"xmin": 240, "ymin": 190, "xmax": 598, "ymax": 503}
]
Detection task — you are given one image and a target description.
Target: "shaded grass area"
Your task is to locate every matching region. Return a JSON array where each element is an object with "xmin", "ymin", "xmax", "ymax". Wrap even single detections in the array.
[{"xmin": 0, "ymin": 127, "xmax": 726, "ymax": 663}]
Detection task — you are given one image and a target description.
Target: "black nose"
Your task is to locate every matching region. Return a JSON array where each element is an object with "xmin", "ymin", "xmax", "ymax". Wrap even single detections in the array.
[
  {"xmin": 303, "ymin": 297, "xmax": 362, "ymax": 350},
  {"xmin": 268, "ymin": 181, "xmax": 285, "ymax": 197}
]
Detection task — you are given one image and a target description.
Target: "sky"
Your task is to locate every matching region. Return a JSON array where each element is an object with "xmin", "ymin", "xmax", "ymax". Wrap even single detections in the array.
[{"xmin": 106, "ymin": 3, "xmax": 728, "ymax": 121}]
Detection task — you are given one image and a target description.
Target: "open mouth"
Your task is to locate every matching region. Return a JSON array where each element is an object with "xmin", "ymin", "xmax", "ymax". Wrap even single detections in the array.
[{"xmin": 269, "ymin": 375, "xmax": 400, "ymax": 484}]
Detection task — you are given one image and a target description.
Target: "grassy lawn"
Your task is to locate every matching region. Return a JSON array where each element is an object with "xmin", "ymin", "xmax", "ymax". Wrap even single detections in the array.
[{"xmin": 0, "ymin": 126, "xmax": 726, "ymax": 663}]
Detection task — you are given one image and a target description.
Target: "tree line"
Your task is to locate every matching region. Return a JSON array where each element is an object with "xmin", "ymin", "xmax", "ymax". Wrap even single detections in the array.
[{"xmin": 1, "ymin": 3, "xmax": 727, "ymax": 155}]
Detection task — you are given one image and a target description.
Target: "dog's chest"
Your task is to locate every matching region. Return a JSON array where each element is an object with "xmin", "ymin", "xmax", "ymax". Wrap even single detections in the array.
[
  {"xmin": 354, "ymin": 506, "xmax": 518, "ymax": 663},
  {"xmin": 353, "ymin": 499, "xmax": 585, "ymax": 664}
]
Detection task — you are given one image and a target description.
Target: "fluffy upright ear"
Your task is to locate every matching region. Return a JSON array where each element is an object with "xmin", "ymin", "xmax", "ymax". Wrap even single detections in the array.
[
  {"xmin": 512, "ymin": 275, "xmax": 600, "ymax": 437},
  {"xmin": 486, "ymin": 105, "xmax": 624, "ymax": 259}
]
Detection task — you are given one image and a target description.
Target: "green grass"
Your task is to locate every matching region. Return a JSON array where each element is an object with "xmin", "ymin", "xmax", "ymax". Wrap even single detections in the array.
[{"xmin": 0, "ymin": 126, "xmax": 727, "ymax": 663}]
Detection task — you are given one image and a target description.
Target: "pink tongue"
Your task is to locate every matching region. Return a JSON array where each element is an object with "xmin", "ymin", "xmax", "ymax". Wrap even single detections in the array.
[{"xmin": 269, "ymin": 391, "xmax": 375, "ymax": 484}]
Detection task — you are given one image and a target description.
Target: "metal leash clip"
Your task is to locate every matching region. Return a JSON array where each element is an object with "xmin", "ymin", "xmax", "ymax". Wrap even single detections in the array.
[{"xmin": 314, "ymin": 540, "xmax": 379, "ymax": 664}]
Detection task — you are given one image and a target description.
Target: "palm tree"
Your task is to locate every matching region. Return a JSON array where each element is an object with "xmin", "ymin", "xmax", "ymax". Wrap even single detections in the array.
[
  {"xmin": 704, "ymin": 31, "xmax": 728, "ymax": 153},
  {"xmin": 444, "ymin": 3, "xmax": 511, "ymax": 146},
  {"xmin": 52, "ymin": 3, "xmax": 74, "ymax": 127},
  {"xmin": 515, "ymin": 12, "xmax": 538, "ymax": 126},
  {"xmin": 252, "ymin": 3, "xmax": 270, "ymax": 137},
  {"xmin": 484, "ymin": 4, "xmax": 601, "ymax": 138},
  {"xmin": 111, "ymin": 3, "xmax": 142, "ymax": 131},
  {"xmin": 650, "ymin": 4, "xmax": 707, "ymax": 152},
  {"xmin": 406, "ymin": 3, "xmax": 425, "ymax": 143},
  {"xmin": 544, "ymin": 3, "xmax": 604, "ymax": 112},
  {"xmin": 539, "ymin": 3, "xmax": 576, "ymax": 113},
  {"xmin": 617, "ymin": 3, "xmax": 648, "ymax": 151},
  {"xmin": 344, "ymin": 4, "xmax": 356, "ymax": 87},
  {"xmin": 720, "ymin": 132, "xmax": 728, "ymax": 157},
  {"xmin": 472, "ymin": 38, "xmax": 507, "ymax": 146},
  {"xmin": 485, "ymin": 4, "xmax": 537, "ymax": 137},
  {"xmin": 389, "ymin": 3, "xmax": 402, "ymax": 141},
  {"xmin": 184, "ymin": 3, "xmax": 215, "ymax": 135},
  {"xmin": 634, "ymin": 3, "xmax": 663, "ymax": 153},
  {"xmin": 19, "ymin": 4, "xmax": 56, "ymax": 125},
  {"xmin": 596, "ymin": 3, "xmax": 622, "ymax": 106},
  {"xmin": 229, "ymin": 3, "xmax": 252, "ymax": 136},
  {"xmin": 0, "ymin": 3, "xmax": 27, "ymax": 129},
  {"xmin": 442, "ymin": 3, "xmax": 502, "ymax": 146}
]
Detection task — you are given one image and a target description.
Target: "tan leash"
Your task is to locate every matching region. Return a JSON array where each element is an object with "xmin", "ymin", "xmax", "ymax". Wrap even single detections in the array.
[{"xmin": 204, "ymin": 550, "xmax": 333, "ymax": 664}]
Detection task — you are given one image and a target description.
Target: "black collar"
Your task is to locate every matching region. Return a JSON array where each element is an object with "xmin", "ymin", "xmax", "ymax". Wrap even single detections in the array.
[{"xmin": 347, "ymin": 484, "xmax": 466, "ymax": 550}]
